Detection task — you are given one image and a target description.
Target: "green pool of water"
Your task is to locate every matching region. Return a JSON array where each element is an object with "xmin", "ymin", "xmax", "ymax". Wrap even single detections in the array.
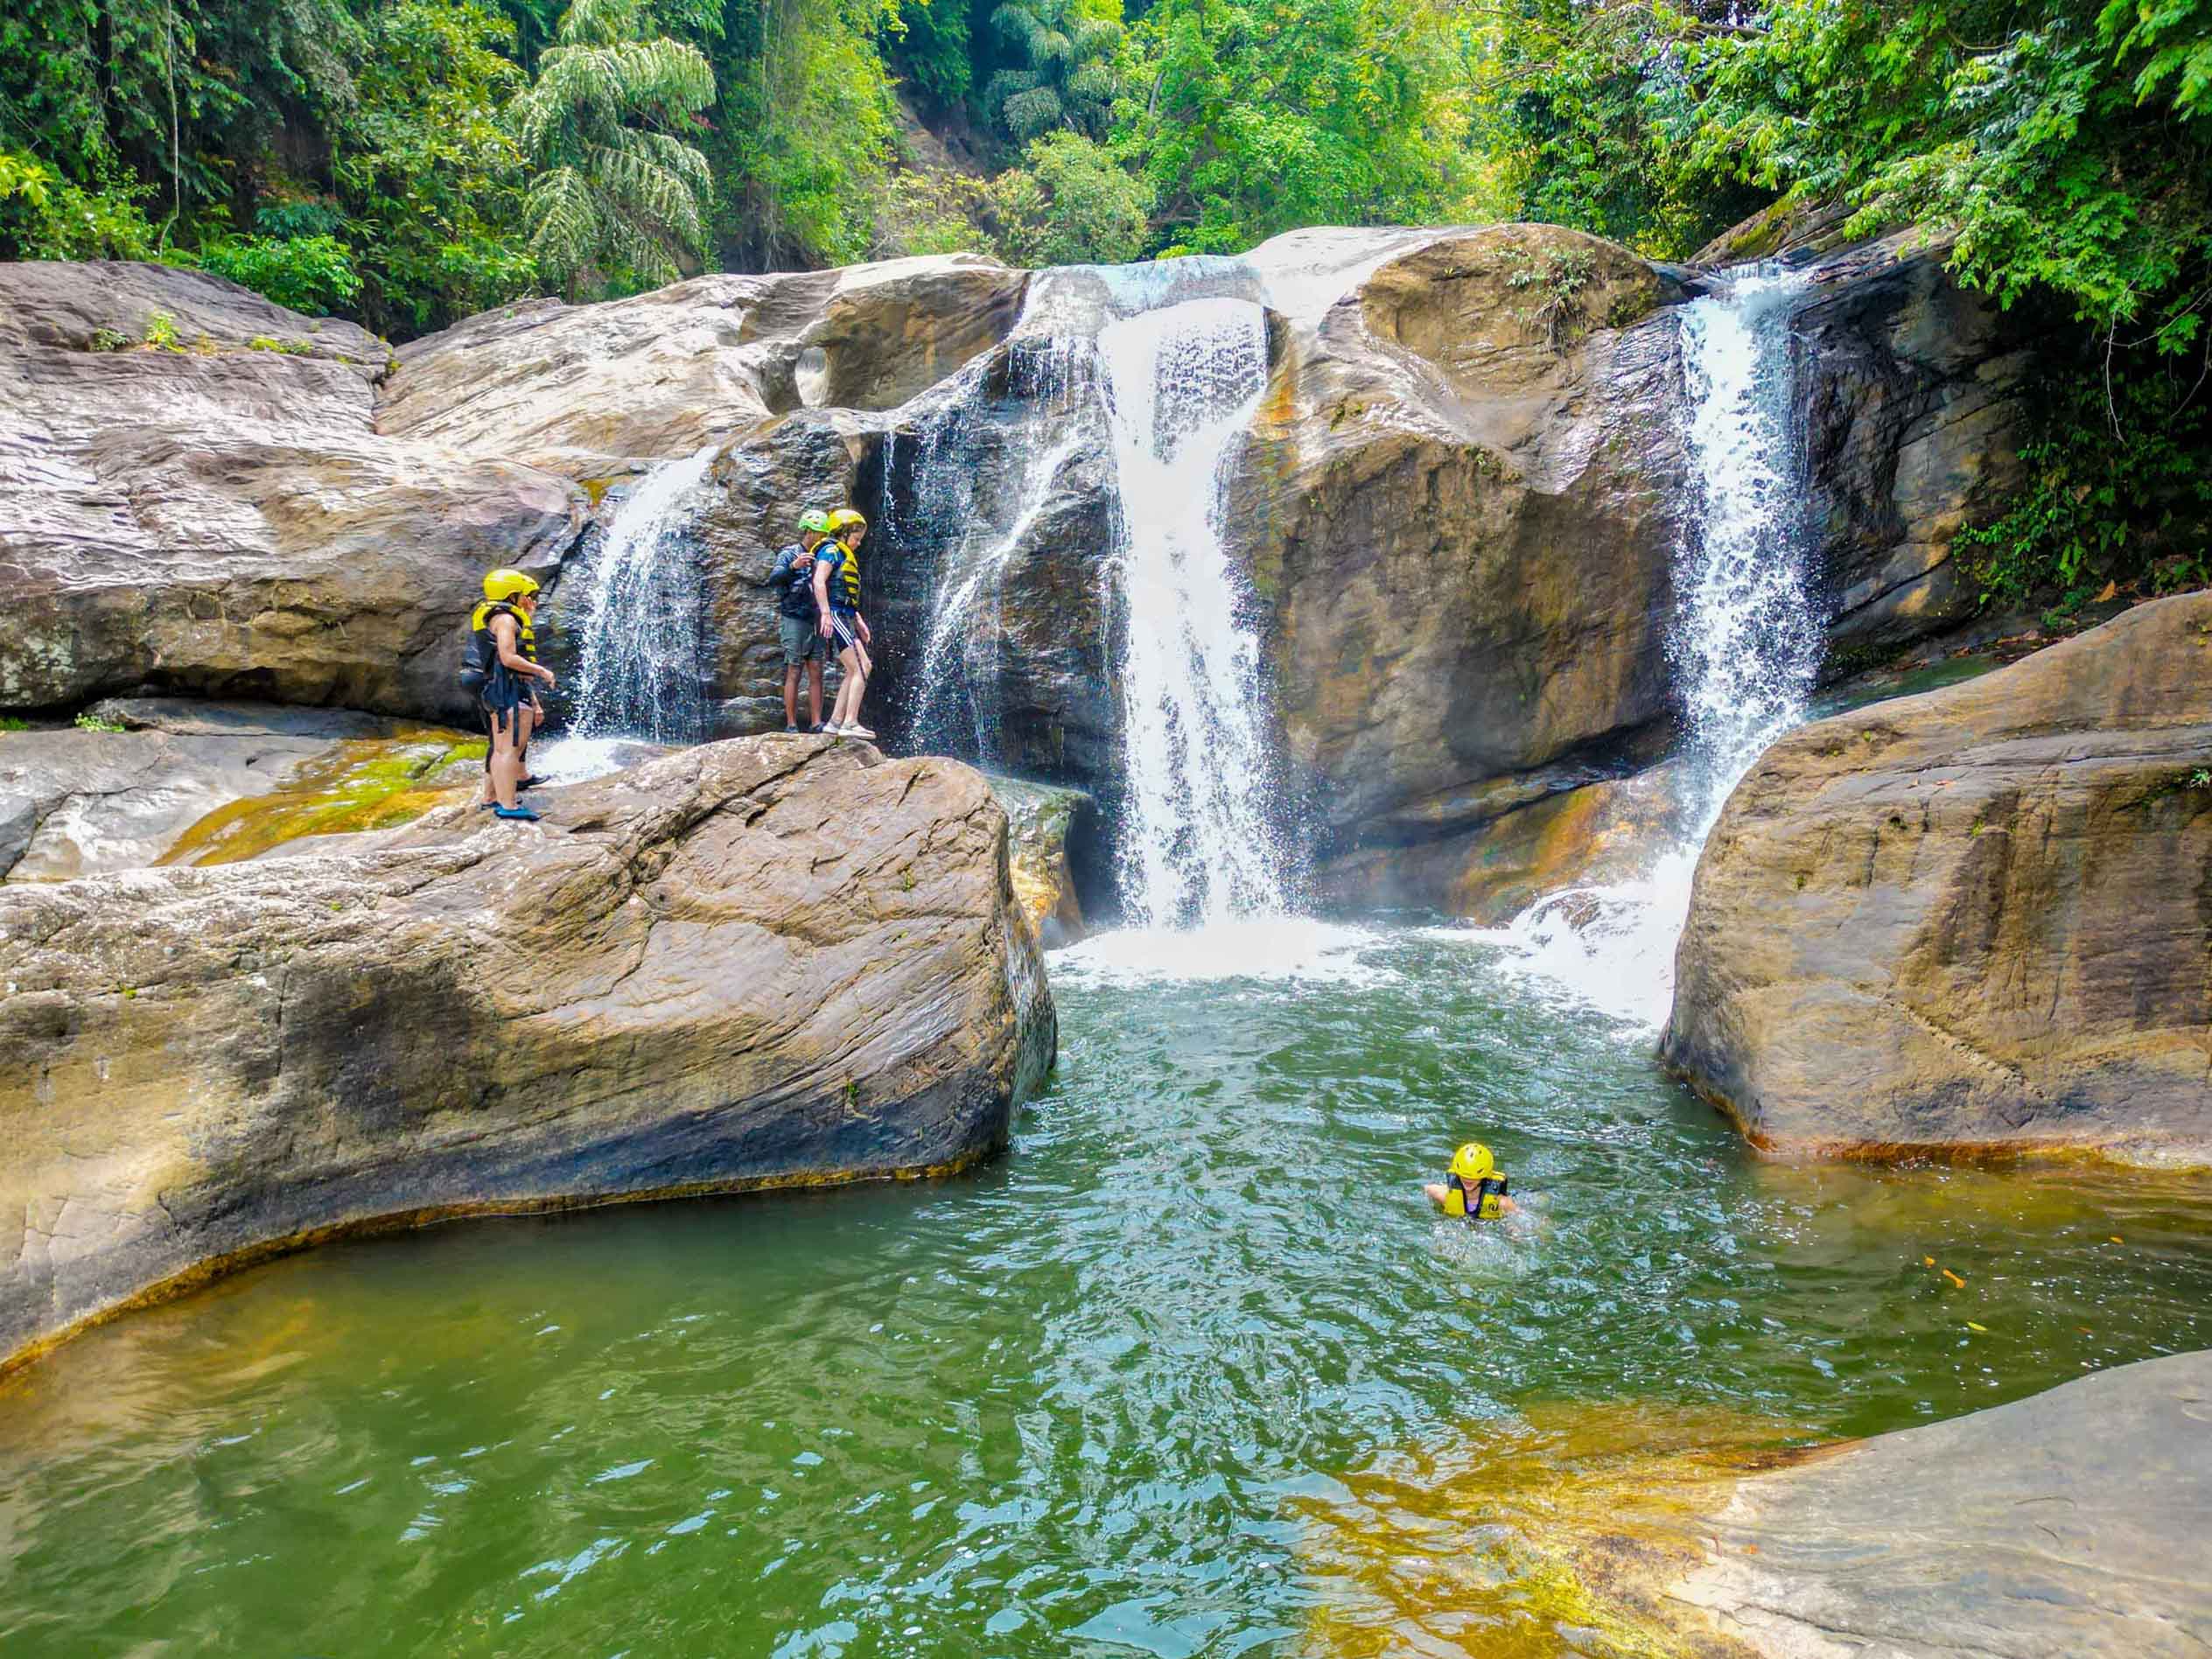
[{"xmin": 4, "ymin": 925, "xmax": 2208, "ymax": 1656}]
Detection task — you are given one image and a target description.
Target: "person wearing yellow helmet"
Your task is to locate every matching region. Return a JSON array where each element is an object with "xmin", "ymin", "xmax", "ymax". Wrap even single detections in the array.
[
  {"xmin": 459, "ymin": 568, "xmax": 557, "ymax": 821},
  {"xmin": 771, "ymin": 509, "xmax": 834, "ymax": 732},
  {"xmin": 811, "ymin": 508, "xmax": 876, "ymax": 740},
  {"xmin": 1424, "ymin": 1141, "xmax": 1516, "ymax": 1221}
]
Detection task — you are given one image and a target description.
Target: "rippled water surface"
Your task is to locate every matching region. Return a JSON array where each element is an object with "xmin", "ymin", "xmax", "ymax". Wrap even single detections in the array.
[{"xmin": 5, "ymin": 927, "xmax": 2210, "ymax": 1656}]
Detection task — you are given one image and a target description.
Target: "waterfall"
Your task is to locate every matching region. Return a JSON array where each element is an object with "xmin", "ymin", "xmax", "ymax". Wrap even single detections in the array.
[
  {"xmin": 906, "ymin": 339, "xmax": 1096, "ymax": 760},
  {"xmin": 559, "ymin": 445, "xmax": 718, "ymax": 751},
  {"xmin": 1096, "ymin": 298, "xmax": 1290, "ymax": 928},
  {"xmin": 1478, "ymin": 268, "xmax": 1818, "ymax": 1027},
  {"xmin": 1669, "ymin": 271, "xmax": 1824, "ymax": 834}
]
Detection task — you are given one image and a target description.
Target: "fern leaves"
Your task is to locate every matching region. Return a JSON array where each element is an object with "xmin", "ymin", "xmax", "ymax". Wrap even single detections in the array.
[{"xmin": 514, "ymin": 0, "xmax": 715, "ymax": 295}]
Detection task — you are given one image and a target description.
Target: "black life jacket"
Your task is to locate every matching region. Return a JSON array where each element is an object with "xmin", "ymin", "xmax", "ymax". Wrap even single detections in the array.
[
  {"xmin": 774, "ymin": 543, "xmax": 819, "ymax": 620},
  {"xmin": 460, "ymin": 601, "xmax": 534, "ymax": 691}
]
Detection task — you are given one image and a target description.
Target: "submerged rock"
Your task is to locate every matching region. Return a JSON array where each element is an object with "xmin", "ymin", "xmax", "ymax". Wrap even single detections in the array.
[
  {"xmin": 1663, "ymin": 593, "xmax": 2212, "ymax": 1165},
  {"xmin": 0, "ymin": 737, "xmax": 1055, "ymax": 1372},
  {"xmin": 984, "ymin": 774, "xmax": 1091, "ymax": 948},
  {"xmin": 1649, "ymin": 1352, "xmax": 2212, "ymax": 1655},
  {"xmin": 2, "ymin": 726, "xmax": 336, "ymax": 880}
]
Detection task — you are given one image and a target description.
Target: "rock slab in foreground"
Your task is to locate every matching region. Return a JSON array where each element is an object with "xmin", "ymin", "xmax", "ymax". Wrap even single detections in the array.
[
  {"xmin": 1663, "ymin": 592, "xmax": 2212, "ymax": 1165},
  {"xmin": 0, "ymin": 738, "xmax": 1054, "ymax": 1371},
  {"xmin": 1657, "ymin": 1351, "xmax": 2212, "ymax": 1656}
]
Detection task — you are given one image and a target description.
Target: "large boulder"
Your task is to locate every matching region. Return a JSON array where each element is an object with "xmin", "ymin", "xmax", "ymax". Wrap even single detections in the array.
[
  {"xmin": 375, "ymin": 256, "xmax": 1029, "ymax": 475},
  {"xmin": 0, "ymin": 262, "xmax": 587, "ymax": 720},
  {"xmin": 1662, "ymin": 593, "xmax": 2212, "ymax": 1165},
  {"xmin": 1238, "ymin": 224, "xmax": 1690, "ymax": 912},
  {"xmin": 1598, "ymin": 1351, "xmax": 2212, "ymax": 1656},
  {"xmin": 0, "ymin": 737, "xmax": 1054, "ymax": 1371}
]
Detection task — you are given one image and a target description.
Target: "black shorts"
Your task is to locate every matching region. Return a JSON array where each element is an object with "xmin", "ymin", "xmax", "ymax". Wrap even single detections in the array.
[{"xmin": 827, "ymin": 611, "xmax": 863, "ymax": 657}]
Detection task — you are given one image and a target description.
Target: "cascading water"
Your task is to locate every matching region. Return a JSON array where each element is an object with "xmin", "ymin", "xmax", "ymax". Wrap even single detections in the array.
[
  {"xmin": 1096, "ymin": 298, "xmax": 1291, "ymax": 929},
  {"xmin": 1479, "ymin": 268, "xmax": 1821, "ymax": 1027},
  {"xmin": 905, "ymin": 339, "xmax": 1095, "ymax": 760},
  {"xmin": 538, "ymin": 445, "xmax": 718, "ymax": 776}
]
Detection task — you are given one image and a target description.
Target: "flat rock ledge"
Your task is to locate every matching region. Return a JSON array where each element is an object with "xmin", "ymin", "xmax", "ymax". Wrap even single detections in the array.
[
  {"xmin": 1662, "ymin": 592, "xmax": 2212, "ymax": 1166},
  {"xmin": 0, "ymin": 736, "xmax": 1055, "ymax": 1374},
  {"xmin": 1590, "ymin": 1350, "xmax": 2212, "ymax": 1657}
]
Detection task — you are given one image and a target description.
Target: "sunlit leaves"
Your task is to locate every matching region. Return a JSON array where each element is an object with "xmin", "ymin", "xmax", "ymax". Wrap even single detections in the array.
[{"xmin": 510, "ymin": 0, "xmax": 714, "ymax": 294}]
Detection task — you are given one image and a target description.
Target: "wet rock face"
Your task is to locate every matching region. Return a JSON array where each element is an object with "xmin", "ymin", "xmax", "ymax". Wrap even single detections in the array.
[
  {"xmin": 1662, "ymin": 592, "xmax": 2212, "ymax": 1165},
  {"xmin": 376, "ymin": 256, "xmax": 1028, "ymax": 475},
  {"xmin": 1236, "ymin": 225, "xmax": 1689, "ymax": 911},
  {"xmin": 1794, "ymin": 230, "xmax": 2036, "ymax": 657},
  {"xmin": 0, "ymin": 263, "xmax": 587, "ymax": 721},
  {"xmin": 984, "ymin": 774, "xmax": 1093, "ymax": 948},
  {"xmin": 0, "ymin": 738, "xmax": 1056, "ymax": 1370}
]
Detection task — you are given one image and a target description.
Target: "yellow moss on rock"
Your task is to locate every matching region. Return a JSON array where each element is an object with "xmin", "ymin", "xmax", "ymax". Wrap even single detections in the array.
[{"xmin": 159, "ymin": 731, "xmax": 486, "ymax": 866}]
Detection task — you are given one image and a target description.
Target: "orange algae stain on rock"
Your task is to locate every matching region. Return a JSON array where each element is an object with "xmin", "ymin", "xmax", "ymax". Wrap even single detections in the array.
[
  {"xmin": 1292, "ymin": 1401, "xmax": 1821, "ymax": 1658},
  {"xmin": 158, "ymin": 731, "xmax": 486, "ymax": 866}
]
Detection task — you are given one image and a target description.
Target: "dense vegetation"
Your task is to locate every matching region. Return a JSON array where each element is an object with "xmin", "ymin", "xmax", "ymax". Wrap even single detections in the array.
[{"xmin": 4, "ymin": 0, "xmax": 2207, "ymax": 605}]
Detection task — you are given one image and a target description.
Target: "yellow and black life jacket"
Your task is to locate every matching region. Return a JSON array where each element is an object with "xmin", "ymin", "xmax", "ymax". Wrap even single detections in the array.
[
  {"xmin": 461, "ymin": 601, "xmax": 536, "ymax": 689},
  {"xmin": 817, "ymin": 537, "xmax": 863, "ymax": 612},
  {"xmin": 1443, "ymin": 1174, "xmax": 1509, "ymax": 1222}
]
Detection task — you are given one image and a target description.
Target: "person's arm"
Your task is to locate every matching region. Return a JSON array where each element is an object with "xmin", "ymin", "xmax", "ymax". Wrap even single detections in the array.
[
  {"xmin": 1422, "ymin": 1182, "xmax": 1450, "ymax": 1209},
  {"xmin": 854, "ymin": 610, "xmax": 872, "ymax": 644},
  {"xmin": 812, "ymin": 557, "xmax": 834, "ymax": 633},
  {"xmin": 493, "ymin": 615, "xmax": 556, "ymax": 684}
]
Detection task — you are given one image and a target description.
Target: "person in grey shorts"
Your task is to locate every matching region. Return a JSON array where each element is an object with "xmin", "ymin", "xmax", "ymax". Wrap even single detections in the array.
[{"xmin": 772, "ymin": 508, "xmax": 831, "ymax": 732}]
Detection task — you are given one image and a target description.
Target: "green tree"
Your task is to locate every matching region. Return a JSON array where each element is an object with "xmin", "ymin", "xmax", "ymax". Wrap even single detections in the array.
[
  {"xmin": 984, "ymin": 0, "xmax": 1118, "ymax": 143},
  {"xmin": 511, "ymin": 0, "xmax": 716, "ymax": 296},
  {"xmin": 1117, "ymin": 0, "xmax": 1464, "ymax": 255},
  {"xmin": 992, "ymin": 129, "xmax": 1149, "ymax": 262},
  {"xmin": 337, "ymin": 0, "xmax": 538, "ymax": 331}
]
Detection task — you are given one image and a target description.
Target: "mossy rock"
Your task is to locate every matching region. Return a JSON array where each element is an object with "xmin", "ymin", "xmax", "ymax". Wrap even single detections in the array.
[{"xmin": 160, "ymin": 731, "xmax": 485, "ymax": 866}]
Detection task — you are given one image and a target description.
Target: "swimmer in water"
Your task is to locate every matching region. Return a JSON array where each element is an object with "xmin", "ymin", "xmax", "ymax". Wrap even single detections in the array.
[{"xmin": 1424, "ymin": 1141, "xmax": 1517, "ymax": 1221}]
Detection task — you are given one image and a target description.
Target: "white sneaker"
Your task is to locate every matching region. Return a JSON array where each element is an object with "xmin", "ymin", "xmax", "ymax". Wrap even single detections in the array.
[
  {"xmin": 822, "ymin": 723, "xmax": 848, "ymax": 736},
  {"xmin": 842, "ymin": 723, "xmax": 877, "ymax": 740}
]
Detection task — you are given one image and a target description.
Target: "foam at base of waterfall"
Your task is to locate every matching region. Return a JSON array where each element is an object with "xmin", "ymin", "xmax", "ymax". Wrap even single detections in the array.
[
  {"xmin": 1466, "ymin": 267, "xmax": 1816, "ymax": 1035},
  {"xmin": 1056, "ymin": 916, "xmax": 1392, "ymax": 988},
  {"xmin": 528, "ymin": 735, "xmax": 641, "ymax": 785},
  {"xmin": 1437, "ymin": 847, "xmax": 1700, "ymax": 1032}
]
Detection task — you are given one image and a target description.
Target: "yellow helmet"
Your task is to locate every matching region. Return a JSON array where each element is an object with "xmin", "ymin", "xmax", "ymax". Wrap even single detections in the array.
[
  {"xmin": 826, "ymin": 508, "xmax": 868, "ymax": 533},
  {"xmin": 483, "ymin": 568, "xmax": 540, "ymax": 604},
  {"xmin": 1448, "ymin": 1142, "xmax": 1494, "ymax": 1182}
]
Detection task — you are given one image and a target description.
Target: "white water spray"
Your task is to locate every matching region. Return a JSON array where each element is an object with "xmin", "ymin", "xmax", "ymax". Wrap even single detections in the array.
[
  {"xmin": 906, "ymin": 340, "xmax": 1095, "ymax": 758},
  {"xmin": 560, "ymin": 444, "xmax": 718, "ymax": 747},
  {"xmin": 1475, "ymin": 270, "xmax": 1819, "ymax": 1028},
  {"xmin": 1091, "ymin": 298, "xmax": 1287, "ymax": 928}
]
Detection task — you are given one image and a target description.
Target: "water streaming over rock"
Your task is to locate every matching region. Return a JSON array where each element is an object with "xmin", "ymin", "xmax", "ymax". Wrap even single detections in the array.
[
  {"xmin": 902, "ymin": 339, "xmax": 1096, "ymax": 760},
  {"xmin": 1478, "ymin": 268, "xmax": 1820, "ymax": 1027},
  {"xmin": 556, "ymin": 444, "xmax": 718, "ymax": 751},
  {"xmin": 1096, "ymin": 298, "xmax": 1291, "ymax": 928}
]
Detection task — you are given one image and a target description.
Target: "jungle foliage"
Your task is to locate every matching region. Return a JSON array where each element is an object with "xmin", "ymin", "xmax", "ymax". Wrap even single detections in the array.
[{"xmin": 3, "ymin": 0, "xmax": 2209, "ymax": 602}]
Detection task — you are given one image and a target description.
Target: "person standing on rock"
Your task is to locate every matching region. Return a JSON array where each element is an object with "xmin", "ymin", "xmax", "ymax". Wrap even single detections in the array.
[
  {"xmin": 813, "ymin": 508, "xmax": 876, "ymax": 740},
  {"xmin": 462, "ymin": 569, "xmax": 558, "ymax": 822},
  {"xmin": 773, "ymin": 509, "xmax": 832, "ymax": 733}
]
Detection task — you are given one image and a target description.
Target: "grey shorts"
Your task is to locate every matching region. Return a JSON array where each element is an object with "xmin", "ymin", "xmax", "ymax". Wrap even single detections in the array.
[{"xmin": 779, "ymin": 613, "xmax": 822, "ymax": 667}]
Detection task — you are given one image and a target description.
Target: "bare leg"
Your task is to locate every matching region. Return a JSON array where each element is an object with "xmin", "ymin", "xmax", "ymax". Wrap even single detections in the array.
[
  {"xmin": 783, "ymin": 664, "xmax": 801, "ymax": 726},
  {"xmin": 832, "ymin": 646, "xmax": 869, "ymax": 728},
  {"xmin": 489, "ymin": 706, "xmax": 522, "ymax": 808},
  {"xmin": 806, "ymin": 657, "xmax": 824, "ymax": 726}
]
